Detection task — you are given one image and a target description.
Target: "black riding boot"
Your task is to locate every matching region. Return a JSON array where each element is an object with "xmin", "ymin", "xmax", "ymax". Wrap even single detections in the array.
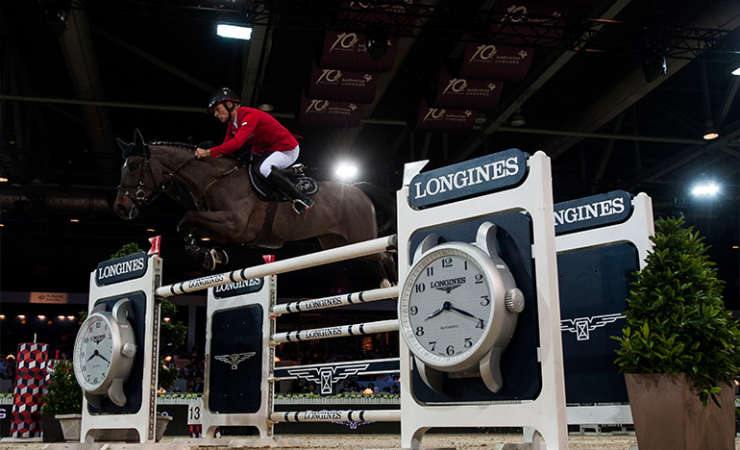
[{"xmin": 268, "ymin": 167, "xmax": 314, "ymax": 214}]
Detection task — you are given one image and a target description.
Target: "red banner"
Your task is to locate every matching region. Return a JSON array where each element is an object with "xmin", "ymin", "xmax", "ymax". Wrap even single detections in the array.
[
  {"xmin": 460, "ymin": 44, "xmax": 534, "ymax": 81},
  {"xmin": 416, "ymin": 100, "xmax": 474, "ymax": 133},
  {"xmin": 320, "ymin": 31, "xmax": 397, "ymax": 72},
  {"xmin": 299, "ymin": 94, "xmax": 362, "ymax": 128},
  {"xmin": 148, "ymin": 235, "xmax": 161, "ymax": 256},
  {"xmin": 307, "ymin": 65, "xmax": 378, "ymax": 104},
  {"xmin": 436, "ymin": 69, "xmax": 503, "ymax": 110},
  {"xmin": 490, "ymin": 2, "xmax": 565, "ymax": 46}
]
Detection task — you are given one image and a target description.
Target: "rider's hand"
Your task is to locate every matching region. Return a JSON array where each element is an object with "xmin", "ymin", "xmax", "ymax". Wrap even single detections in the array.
[{"xmin": 195, "ymin": 147, "xmax": 211, "ymax": 159}]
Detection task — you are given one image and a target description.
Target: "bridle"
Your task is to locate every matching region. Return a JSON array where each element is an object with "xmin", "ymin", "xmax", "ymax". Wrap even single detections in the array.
[{"xmin": 117, "ymin": 146, "xmax": 195, "ymax": 206}]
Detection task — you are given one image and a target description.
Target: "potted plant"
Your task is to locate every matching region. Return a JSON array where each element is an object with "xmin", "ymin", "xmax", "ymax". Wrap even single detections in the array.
[
  {"xmin": 614, "ymin": 216, "xmax": 740, "ymax": 450},
  {"xmin": 41, "ymin": 361, "xmax": 82, "ymax": 442}
]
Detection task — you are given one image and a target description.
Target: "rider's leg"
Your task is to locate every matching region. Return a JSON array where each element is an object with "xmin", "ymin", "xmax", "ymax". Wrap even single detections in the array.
[{"xmin": 259, "ymin": 147, "xmax": 313, "ymax": 213}]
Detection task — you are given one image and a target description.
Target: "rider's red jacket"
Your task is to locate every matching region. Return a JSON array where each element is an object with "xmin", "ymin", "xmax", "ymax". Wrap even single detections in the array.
[{"xmin": 209, "ymin": 107, "xmax": 299, "ymax": 158}]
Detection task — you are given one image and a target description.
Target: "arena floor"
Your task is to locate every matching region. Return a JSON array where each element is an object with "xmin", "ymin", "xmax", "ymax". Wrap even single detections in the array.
[{"xmin": 2, "ymin": 433, "xmax": 740, "ymax": 449}]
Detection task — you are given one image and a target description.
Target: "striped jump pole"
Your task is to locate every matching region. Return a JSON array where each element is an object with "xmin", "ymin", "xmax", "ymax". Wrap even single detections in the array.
[
  {"xmin": 271, "ymin": 410, "xmax": 401, "ymax": 423},
  {"xmin": 271, "ymin": 319, "xmax": 399, "ymax": 345},
  {"xmin": 156, "ymin": 235, "xmax": 396, "ymax": 297},
  {"xmin": 272, "ymin": 286, "xmax": 399, "ymax": 316}
]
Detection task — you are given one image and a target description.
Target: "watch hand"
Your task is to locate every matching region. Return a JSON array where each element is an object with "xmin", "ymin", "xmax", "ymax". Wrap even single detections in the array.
[
  {"xmin": 87, "ymin": 349, "xmax": 99, "ymax": 362},
  {"xmin": 449, "ymin": 305, "xmax": 479, "ymax": 320},
  {"xmin": 96, "ymin": 353, "xmax": 110, "ymax": 364},
  {"xmin": 424, "ymin": 306, "xmax": 445, "ymax": 321}
]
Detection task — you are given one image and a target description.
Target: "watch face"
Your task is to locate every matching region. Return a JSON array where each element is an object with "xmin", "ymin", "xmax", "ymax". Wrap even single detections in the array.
[
  {"xmin": 74, "ymin": 314, "xmax": 114, "ymax": 391},
  {"xmin": 401, "ymin": 246, "xmax": 493, "ymax": 367}
]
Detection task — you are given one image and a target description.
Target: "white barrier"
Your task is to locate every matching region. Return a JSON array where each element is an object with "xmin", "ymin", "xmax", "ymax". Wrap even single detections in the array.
[
  {"xmin": 271, "ymin": 319, "xmax": 399, "ymax": 344},
  {"xmin": 157, "ymin": 235, "xmax": 396, "ymax": 297},
  {"xmin": 271, "ymin": 410, "xmax": 401, "ymax": 423},
  {"xmin": 272, "ymin": 286, "xmax": 398, "ymax": 316}
]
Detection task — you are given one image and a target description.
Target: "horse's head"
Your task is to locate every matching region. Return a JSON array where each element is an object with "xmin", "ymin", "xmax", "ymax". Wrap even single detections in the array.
[{"xmin": 113, "ymin": 129, "xmax": 155, "ymax": 220}]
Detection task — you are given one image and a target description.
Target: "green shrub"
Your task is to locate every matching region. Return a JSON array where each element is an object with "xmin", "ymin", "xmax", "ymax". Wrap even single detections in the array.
[
  {"xmin": 614, "ymin": 216, "xmax": 740, "ymax": 406},
  {"xmin": 41, "ymin": 361, "xmax": 82, "ymax": 415}
]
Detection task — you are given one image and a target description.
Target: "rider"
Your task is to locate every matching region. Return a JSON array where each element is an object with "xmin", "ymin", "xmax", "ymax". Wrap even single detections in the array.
[{"xmin": 195, "ymin": 87, "xmax": 313, "ymax": 214}]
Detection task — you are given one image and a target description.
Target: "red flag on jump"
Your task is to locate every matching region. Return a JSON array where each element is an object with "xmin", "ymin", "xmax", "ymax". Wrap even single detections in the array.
[
  {"xmin": 148, "ymin": 235, "xmax": 162, "ymax": 256},
  {"xmin": 262, "ymin": 254, "xmax": 275, "ymax": 264}
]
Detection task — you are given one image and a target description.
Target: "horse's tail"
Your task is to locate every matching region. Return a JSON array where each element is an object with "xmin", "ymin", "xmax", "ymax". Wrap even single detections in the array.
[{"xmin": 354, "ymin": 182, "xmax": 397, "ymax": 236}]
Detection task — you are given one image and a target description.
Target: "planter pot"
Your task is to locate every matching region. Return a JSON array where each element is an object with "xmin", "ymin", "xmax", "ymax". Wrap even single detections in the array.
[
  {"xmin": 625, "ymin": 373, "xmax": 734, "ymax": 450},
  {"xmin": 55, "ymin": 413, "xmax": 82, "ymax": 442},
  {"xmin": 41, "ymin": 412, "xmax": 64, "ymax": 442},
  {"xmin": 156, "ymin": 414, "xmax": 173, "ymax": 441}
]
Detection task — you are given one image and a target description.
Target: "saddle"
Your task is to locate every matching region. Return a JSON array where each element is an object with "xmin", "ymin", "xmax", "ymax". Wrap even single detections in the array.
[{"xmin": 248, "ymin": 157, "xmax": 319, "ymax": 202}]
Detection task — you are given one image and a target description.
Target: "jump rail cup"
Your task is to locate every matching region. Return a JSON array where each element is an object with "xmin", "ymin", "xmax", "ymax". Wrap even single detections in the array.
[
  {"xmin": 271, "ymin": 319, "xmax": 399, "ymax": 345},
  {"xmin": 156, "ymin": 235, "xmax": 397, "ymax": 297},
  {"xmin": 271, "ymin": 286, "xmax": 399, "ymax": 316},
  {"xmin": 271, "ymin": 410, "xmax": 401, "ymax": 423}
]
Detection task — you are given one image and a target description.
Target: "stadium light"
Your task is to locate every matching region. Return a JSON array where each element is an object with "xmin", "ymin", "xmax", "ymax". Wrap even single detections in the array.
[
  {"xmin": 335, "ymin": 160, "xmax": 359, "ymax": 182},
  {"xmin": 216, "ymin": 24, "xmax": 252, "ymax": 40},
  {"xmin": 691, "ymin": 181, "xmax": 720, "ymax": 198}
]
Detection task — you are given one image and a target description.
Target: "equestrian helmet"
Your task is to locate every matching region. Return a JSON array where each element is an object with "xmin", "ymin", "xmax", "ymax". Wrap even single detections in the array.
[{"xmin": 208, "ymin": 87, "xmax": 240, "ymax": 112}]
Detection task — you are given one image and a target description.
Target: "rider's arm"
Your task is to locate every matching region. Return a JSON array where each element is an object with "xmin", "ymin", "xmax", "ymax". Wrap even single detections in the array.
[{"xmin": 210, "ymin": 117, "xmax": 258, "ymax": 158}]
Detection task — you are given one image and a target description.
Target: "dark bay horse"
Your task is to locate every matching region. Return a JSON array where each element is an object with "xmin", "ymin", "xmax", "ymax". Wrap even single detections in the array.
[{"xmin": 113, "ymin": 131, "xmax": 395, "ymax": 285}]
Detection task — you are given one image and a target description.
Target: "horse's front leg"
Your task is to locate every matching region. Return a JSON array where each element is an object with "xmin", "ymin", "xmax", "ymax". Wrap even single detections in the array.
[{"xmin": 177, "ymin": 210, "xmax": 250, "ymax": 271}]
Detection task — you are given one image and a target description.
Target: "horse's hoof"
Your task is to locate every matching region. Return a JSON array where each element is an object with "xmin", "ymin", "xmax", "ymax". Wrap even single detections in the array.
[
  {"xmin": 212, "ymin": 248, "xmax": 229, "ymax": 266},
  {"xmin": 380, "ymin": 278, "xmax": 395, "ymax": 289},
  {"xmin": 203, "ymin": 251, "xmax": 217, "ymax": 272}
]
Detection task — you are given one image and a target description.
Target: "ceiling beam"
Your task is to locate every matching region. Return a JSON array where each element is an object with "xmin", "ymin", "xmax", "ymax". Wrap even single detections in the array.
[
  {"xmin": 454, "ymin": 0, "xmax": 634, "ymax": 162},
  {"xmin": 58, "ymin": 7, "xmax": 112, "ymax": 157},
  {"xmin": 240, "ymin": 19, "xmax": 274, "ymax": 106},
  {"xmin": 717, "ymin": 76, "xmax": 740, "ymax": 128},
  {"xmin": 546, "ymin": 1, "xmax": 740, "ymax": 160}
]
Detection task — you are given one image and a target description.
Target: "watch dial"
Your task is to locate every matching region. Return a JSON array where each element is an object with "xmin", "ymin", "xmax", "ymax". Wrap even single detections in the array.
[
  {"xmin": 75, "ymin": 315, "xmax": 114, "ymax": 388},
  {"xmin": 406, "ymin": 249, "xmax": 492, "ymax": 360}
]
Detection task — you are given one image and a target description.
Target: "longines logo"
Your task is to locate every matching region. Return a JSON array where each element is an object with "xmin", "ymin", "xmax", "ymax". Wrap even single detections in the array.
[
  {"xmin": 214, "ymin": 352, "xmax": 256, "ymax": 370},
  {"xmin": 288, "ymin": 362, "xmax": 370, "ymax": 394},
  {"xmin": 92, "ymin": 335, "xmax": 105, "ymax": 345},
  {"xmin": 553, "ymin": 191, "xmax": 632, "ymax": 235},
  {"xmin": 430, "ymin": 277, "xmax": 465, "ymax": 294},
  {"xmin": 560, "ymin": 313, "xmax": 625, "ymax": 341},
  {"xmin": 95, "ymin": 252, "xmax": 148, "ymax": 286},
  {"xmin": 409, "ymin": 149, "xmax": 528, "ymax": 208}
]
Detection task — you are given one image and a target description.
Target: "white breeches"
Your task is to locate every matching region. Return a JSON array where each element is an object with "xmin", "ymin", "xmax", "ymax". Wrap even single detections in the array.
[{"xmin": 259, "ymin": 145, "xmax": 300, "ymax": 178}]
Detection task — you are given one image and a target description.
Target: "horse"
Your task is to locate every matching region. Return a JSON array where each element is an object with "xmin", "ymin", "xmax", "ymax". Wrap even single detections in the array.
[{"xmin": 113, "ymin": 130, "xmax": 396, "ymax": 286}]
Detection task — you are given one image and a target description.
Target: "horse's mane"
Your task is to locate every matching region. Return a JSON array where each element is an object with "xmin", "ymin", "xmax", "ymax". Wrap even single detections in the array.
[{"xmin": 149, "ymin": 141, "xmax": 196, "ymax": 151}]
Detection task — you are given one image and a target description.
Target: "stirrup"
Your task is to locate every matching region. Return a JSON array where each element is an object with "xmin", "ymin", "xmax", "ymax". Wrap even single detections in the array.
[{"xmin": 292, "ymin": 198, "xmax": 312, "ymax": 215}]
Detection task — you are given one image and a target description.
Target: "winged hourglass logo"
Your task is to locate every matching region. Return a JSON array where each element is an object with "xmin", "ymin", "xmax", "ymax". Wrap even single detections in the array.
[
  {"xmin": 214, "ymin": 352, "xmax": 256, "ymax": 370},
  {"xmin": 560, "ymin": 313, "xmax": 625, "ymax": 341},
  {"xmin": 288, "ymin": 362, "xmax": 370, "ymax": 394}
]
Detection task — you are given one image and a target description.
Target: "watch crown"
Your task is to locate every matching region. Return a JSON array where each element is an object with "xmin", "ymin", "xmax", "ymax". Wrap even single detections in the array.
[
  {"xmin": 504, "ymin": 288, "xmax": 525, "ymax": 313},
  {"xmin": 121, "ymin": 343, "xmax": 137, "ymax": 358}
]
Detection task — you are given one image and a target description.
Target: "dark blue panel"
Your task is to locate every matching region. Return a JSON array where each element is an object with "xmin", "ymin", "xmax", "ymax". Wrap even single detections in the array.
[
  {"xmin": 87, "ymin": 291, "xmax": 147, "ymax": 414},
  {"xmin": 95, "ymin": 253, "xmax": 148, "ymax": 286},
  {"xmin": 409, "ymin": 211, "xmax": 541, "ymax": 402},
  {"xmin": 408, "ymin": 149, "xmax": 528, "ymax": 208},
  {"xmin": 558, "ymin": 242, "xmax": 638, "ymax": 404},
  {"xmin": 209, "ymin": 306, "xmax": 263, "ymax": 413}
]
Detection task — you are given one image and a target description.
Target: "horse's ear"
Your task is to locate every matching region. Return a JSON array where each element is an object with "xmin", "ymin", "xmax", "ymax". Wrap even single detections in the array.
[
  {"xmin": 117, "ymin": 137, "xmax": 135, "ymax": 158},
  {"xmin": 133, "ymin": 128, "xmax": 148, "ymax": 157}
]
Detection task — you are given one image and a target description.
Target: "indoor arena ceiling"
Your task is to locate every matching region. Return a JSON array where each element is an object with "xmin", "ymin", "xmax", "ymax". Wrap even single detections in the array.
[{"xmin": 1, "ymin": 0, "xmax": 740, "ymax": 295}]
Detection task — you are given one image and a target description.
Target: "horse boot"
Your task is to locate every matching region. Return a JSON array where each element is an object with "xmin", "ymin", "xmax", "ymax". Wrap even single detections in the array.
[
  {"xmin": 268, "ymin": 167, "xmax": 314, "ymax": 214},
  {"xmin": 183, "ymin": 234, "xmax": 217, "ymax": 271}
]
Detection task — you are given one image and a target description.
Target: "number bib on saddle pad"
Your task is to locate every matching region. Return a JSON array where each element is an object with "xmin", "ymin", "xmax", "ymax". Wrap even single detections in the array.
[{"xmin": 248, "ymin": 159, "xmax": 319, "ymax": 202}]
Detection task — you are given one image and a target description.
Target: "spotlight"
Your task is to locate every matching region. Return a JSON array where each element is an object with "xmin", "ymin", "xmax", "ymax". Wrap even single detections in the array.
[
  {"xmin": 69, "ymin": 218, "xmax": 80, "ymax": 223},
  {"xmin": 0, "ymin": 314, "xmax": 5, "ymax": 320},
  {"xmin": 732, "ymin": 245, "xmax": 739, "ymax": 249},
  {"xmin": 643, "ymin": 54, "xmax": 668, "ymax": 83},
  {"xmin": 37, "ymin": 315, "xmax": 46, "ymax": 321},
  {"xmin": 703, "ymin": 130, "xmax": 719, "ymax": 141},
  {"xmin": 510, "ymin": 111, "xmax": 526, "ymax": 127},
  {"xmin": 67, "ymin": 315, "xmax": 75, "ymax": 321},
  {"xmin": 146, "ymin": 228, "xmax": 156, "ymax": 232},
  {"xmin": 691, "ymin": 181, "xmax": 720, "ymax": 198},
  {"xmin": 334, "ymin": 160, "xmax": 359, "ymax": 182},
  {"xmin": 258, "ymin": 104, "xmax": 275, "ymax": 112},
  {"xmin": 163, "ymin": 317, "xmax": 171, "ymax": 323},
  {"xmin": 57, "ymin": 315, "xmax": 66, "ymax": 320},
  {"xmin": 0, "ymin": 177, "xmax": 7, "ymax": 183},
  {"xmin": 17, "ymin": 315, "xmax": 26, "ymax": 320},
  {"xmin": 200, "ymin": 237, "xmax": 211, "ymax": 242},
  {"xmin": 365, "ymin": 27, "xmax": 389, "ymax": 60},
  {"xmin": 732, "ymin": 65, "xmax": 740, "ymax": 76},
  {"xmin": 216, "ymin": 24, "xmax": 252, "ymax": 40}
]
